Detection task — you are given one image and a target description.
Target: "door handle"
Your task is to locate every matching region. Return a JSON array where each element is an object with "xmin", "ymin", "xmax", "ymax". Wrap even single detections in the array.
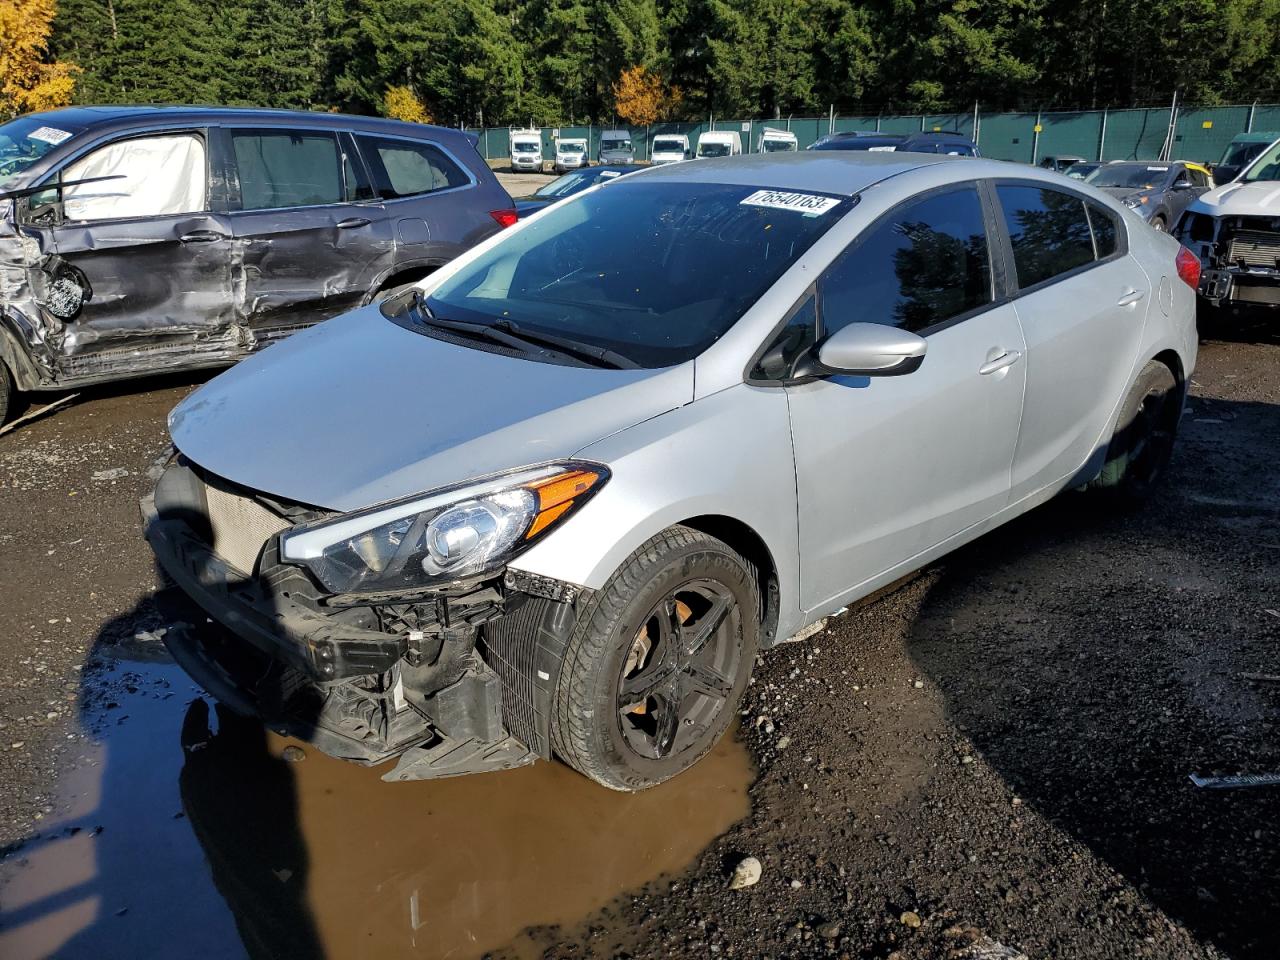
[
  {"xmin": 979, "ymin": 349, "xmax": 1022, "ymax": 376},
  {"xmin": 1117, "ymin": 289, "xmax": 1146, "ymax": 307},
  {"xmin": 336, "ymin": 217, "xmax": 372, "ymax": 229},
  {"xmin": 179, "ymin": 230, "xmax": 227, "ymax": 243}
]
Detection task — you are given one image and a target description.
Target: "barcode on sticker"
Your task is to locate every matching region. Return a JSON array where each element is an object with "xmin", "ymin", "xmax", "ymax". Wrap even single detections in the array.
[
  {"xmin": 28, "ymin": 126, "xmax": 73, "ymax": 146},
  {"xmin": 741, "ymin": 190, "xmax": 840, "ymax": 215}
]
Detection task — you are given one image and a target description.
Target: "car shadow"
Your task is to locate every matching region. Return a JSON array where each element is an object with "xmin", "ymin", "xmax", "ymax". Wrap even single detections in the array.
[{"xmin": 907, "ymin": 393, "xmax": 1280, "ymax": 959}]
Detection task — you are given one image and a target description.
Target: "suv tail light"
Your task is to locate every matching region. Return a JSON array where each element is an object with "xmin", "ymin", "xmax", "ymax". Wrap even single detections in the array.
[
  {"xmin": 1175, "ymin": 245, "xmax": 1201, "ymax": 290},
  {"xmin": 489, "ymin": 208, "xmax": 518, "ymax": 229}
]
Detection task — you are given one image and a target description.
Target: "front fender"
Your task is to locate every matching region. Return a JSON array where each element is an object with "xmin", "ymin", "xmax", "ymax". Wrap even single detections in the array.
[{"xmin": 507, "ymin": 383, "xmax": 806, "ymax": 642}]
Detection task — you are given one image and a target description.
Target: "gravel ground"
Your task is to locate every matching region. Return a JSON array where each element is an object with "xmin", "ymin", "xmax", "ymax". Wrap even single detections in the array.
[{"xmin": 0, "ymin": 324, "xmax": 1277, "ymax": 959}]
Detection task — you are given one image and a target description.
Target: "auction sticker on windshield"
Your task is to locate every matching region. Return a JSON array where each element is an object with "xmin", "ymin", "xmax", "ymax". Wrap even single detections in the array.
[
  {"xmin": 27, "ymin": 126, "xmax": 73, "ymax": 145},
  {"xmin": 741, "ymin": 190, "xmax": 840, "ymax": 216}
]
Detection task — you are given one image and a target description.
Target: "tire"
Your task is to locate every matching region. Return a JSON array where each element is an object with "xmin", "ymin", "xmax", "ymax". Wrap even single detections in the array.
[
  {"xmin": 1150, "ymin": 216, "xmax": 1167, "ymax": 232},
  {"xmin": 1091, "ymin": 360, "xmax": 1180, "ymax": 506},
  {"xmin": 0, "ymin": 361, "xmax": 13, "ymax": 427},
  {"xmin": 551, "ymin": 525, "xmax": 761, "ymax": 791}
]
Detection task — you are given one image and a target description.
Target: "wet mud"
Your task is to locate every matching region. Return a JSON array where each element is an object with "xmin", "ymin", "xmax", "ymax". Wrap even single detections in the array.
[{"xmin": 0, "ymin": 651, "xmax": 753, "ymax": 960}]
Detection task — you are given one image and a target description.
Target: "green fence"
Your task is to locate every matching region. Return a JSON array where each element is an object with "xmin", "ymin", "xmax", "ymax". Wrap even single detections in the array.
[{"xmin": 472, "ymin": 101, "xmax": 1280, "ymax": 167}]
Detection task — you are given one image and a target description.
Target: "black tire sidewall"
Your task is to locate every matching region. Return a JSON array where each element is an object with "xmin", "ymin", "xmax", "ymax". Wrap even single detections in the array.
[
  {"xmin": 1101, "ymin": 361, "xmax": 1179, "ymax": 503},
  {"xmin": 567, "ymin": 533, "xmax": 759, "ymax": 790},
  {"xmin": 0, "ymin": 362, "xmax": 12, "ymax": 426}
]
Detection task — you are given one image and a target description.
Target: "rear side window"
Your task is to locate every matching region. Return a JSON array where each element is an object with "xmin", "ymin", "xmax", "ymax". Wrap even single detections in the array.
[
  {"xmin": 231, "ymin": 130, "xmax": 344, "ymax": 209},
  {"xmin": 996, "ymin": 185, "xmax": 1095, "ymax": 288},
  {"xmin": 821, "ymin": 186, "xmax": 992, "ymax": 335},
  {"xmin": 1086, "ymin": 202, "xmax": 1119, "ymax": 258},
  {"xmin": 359, "ymin": 135, "xmax": 469, "ymax": 198},
  {"xmin": 60, "ymin": 133, "xmax": 206, "ymax": 221}
]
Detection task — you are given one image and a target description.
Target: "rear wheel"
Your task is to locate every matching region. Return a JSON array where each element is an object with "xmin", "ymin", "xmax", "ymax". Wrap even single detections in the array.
[
  {"xmin": 1091, "ymin": 360, "xmax": 1180, "ymax": 505},
  {"xmin": 551, "ymin": 526, "xmax": 760, "ymax": 790}
]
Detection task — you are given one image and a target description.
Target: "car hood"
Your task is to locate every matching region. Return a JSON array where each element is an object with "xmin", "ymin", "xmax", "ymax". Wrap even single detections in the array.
[
  {"xmin": 168, "ymin": 305, "xmax": 693, "ymax": 512},
  {"xmin": 1187, "ymin": 179, "xmax": 1280, "ymax": 217}
]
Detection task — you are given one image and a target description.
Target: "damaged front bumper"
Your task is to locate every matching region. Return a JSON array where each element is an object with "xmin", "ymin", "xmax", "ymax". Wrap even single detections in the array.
[{"xmin": 143, "ymin": 460, "xmax": 585, "ymax": 782}]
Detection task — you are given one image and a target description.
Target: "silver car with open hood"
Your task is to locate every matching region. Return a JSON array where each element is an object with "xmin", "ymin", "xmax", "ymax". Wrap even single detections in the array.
[{"xmin": 145, "ymin": 153, "xmax": 1197, "ymax": 790}]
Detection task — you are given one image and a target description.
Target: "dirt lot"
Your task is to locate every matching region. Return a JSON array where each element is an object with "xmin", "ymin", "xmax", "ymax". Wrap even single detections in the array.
[{"xmin": 0, "ymin": 319, "xmax": 1277, "ymax": 960}]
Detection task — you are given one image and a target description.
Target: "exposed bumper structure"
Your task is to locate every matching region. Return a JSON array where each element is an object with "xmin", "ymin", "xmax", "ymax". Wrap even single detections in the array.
[
  {"xmin": 143, "ymin": 459, "xmax": 584, "ymax": 781},
  {"xmin": 1179, "ymin": 212, "xmax": 1280, "ymax": 309}
]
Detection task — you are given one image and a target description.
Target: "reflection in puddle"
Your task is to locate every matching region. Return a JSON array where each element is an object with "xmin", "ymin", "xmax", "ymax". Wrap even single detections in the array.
[{"xmin": 0, "ymin": 656, "xmax": 752, "ymax": 960}]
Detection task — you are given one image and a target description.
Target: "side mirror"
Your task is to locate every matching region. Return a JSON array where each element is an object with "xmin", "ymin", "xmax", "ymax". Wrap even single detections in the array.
[
  {"xmin": 814, "ymin": 322, "xmax": 927, "ymax": 376},
  {"xmin": 1172, "ymin": 177, "xmax": 1193, "ymax": 190}
]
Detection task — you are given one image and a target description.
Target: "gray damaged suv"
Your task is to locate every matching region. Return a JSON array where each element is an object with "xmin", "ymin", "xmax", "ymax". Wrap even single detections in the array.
[
  {"xmin": 145, "ymin": 153, "xmax": 1197, "ymax": 791},
  {"xmin": 0, "ymin": 107, "xmax": 515, "ymax": 423}
]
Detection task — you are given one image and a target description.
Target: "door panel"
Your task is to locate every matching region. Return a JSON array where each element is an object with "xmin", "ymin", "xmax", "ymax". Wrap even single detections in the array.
[
  {"xmin": 1008, "ymin": 255, "xmax": 1149, "ymax": 499},
  {"xmin": 223, "ymin": 128, "xmax": 393, "ymax": 333},
  {"xmin": 789, "ymin": 305, "xmax": 1026, "ymax": 610}
]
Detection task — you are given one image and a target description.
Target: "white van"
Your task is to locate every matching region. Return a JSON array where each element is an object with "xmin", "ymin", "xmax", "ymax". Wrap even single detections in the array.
[
  {"xmin": 553, "ymin": 137, "xmax": 588, "ymax": 172},
  {"xmin": 695, "ymin": 131, "xmax": 741, "ymax": 159},
  {"xmin": 758, "ymin": 128, "xmax": 798, "ymax": 153},
  {"xmin": 510, "ymin": 129, "xmax": 543, "ymax": 173},
  {"xmin": 650, "ymin": 133, "xmax": 690, "ymax": 165}
]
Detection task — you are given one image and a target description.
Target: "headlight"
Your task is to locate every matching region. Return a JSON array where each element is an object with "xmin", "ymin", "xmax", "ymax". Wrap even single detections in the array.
[
  {"xmin": 1123, "ymin": 195, "xmax": 1149, "ymax": 208},
  {"xmin": 280, "ymin": 462, "xmax": 608, "ymax": 594}
]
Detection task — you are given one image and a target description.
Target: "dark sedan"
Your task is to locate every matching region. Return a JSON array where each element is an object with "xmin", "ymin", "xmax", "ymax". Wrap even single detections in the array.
[
  {"xmin": 1084, "ymin": 160, "xmax": 1213, "ymax": 231},
  {"xmin": 514, "ymin": 165, "xmax": 640, "ymax": 217}
]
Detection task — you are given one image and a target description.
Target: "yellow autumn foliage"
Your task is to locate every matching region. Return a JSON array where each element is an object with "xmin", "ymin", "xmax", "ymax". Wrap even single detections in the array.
[
  {"xmin": 384, "ymin": 85, "xmax": 433, "ymax": 125},
  {"xmin": 612, "ymin": 66, "xmax": 683, "ymax": 127},
  {"xmin": 0, "ymin": 0, "xmax": 78, "ymax": 116}
]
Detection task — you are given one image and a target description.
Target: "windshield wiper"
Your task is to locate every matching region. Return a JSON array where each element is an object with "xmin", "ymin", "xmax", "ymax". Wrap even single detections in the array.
[{"xmin": 409, "ymin": 295, "xmax": 637, "ymax": 369}]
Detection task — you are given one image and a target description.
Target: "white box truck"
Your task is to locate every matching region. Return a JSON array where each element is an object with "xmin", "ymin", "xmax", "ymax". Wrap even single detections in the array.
[
  {"xmin": 695, "ymin": 130, "xmax": 741, "ymax": 159},
  {"xmin": 757, "ymin": 127, "xmax": 798, "ymax": 152},
  {"xmin": 650, "ymin": 133, "xmax": 691, "ymax": 165},
  {"xmin": 553, "ymin": 137, "xmax": 588, "ymax": 172},
  {"xmin": 509, "ymin": 128, "xmax": 543, "ymax": 173}
]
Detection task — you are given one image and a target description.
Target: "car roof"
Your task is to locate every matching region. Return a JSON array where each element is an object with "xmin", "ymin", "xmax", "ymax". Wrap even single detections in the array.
[
  {"xmin": 620, "ymin": 151, "xmax": 1026, "ymax": 196},
  {"xmin": 15, "ymin": 104, "xmax": 468, "ymax": 140}
]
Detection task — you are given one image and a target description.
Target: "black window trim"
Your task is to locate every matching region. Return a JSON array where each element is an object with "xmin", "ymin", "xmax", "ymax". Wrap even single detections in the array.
[
  {"xmin": 744, "ymin": 179, "xmax": 1008, "ymax": 386},
  {"xmin": 990, "ymin": 177, "xmax": 1128, "ymax": 299},
  {"xmin": 24, "ymin": 125, "xmax": 213, "ymax": 226},
  {"xmin": 352, "ymin": 130, "xmax": 478, "ymax": 204}
]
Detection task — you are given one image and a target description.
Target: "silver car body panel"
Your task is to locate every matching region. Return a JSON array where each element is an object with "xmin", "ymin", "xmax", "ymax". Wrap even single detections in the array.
[{"xmin": 167, "ymin": 153, "xmax": 1197, "ymax": 645}]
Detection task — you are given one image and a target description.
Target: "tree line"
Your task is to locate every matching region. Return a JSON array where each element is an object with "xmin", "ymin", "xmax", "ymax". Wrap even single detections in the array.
[{"xmin": 25, "ymin": 0, "xmax": 1280, "ymax": 126}]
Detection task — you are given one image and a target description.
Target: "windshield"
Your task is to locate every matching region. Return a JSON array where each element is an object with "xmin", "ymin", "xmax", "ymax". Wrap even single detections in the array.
[
  {"xmin": 698, "ymin": 142, "xmax": 731, "ymax": 158},
  {"xmin": 1086, "ymin": 164, "xmax": 1168, "ymax": 189},
  {"xmin": 558, "ymin": 142, "xmax": 585, "ymax": 154},
  {"xmin": 601, "ymin": 139, "xmax": 631, "ymax": 152},
  {"xmin": 532, "ymin": 170, "xmax": 597, "ymax": 198},
  {"xmin": 1220, "ymin": 141, "xmax": 1270, "ymax": 169},
  {"xmin": 1242, "ymin": 141, "xmax": 1280, "ymax": 181},
  {"xmin": 1065, "ymin": 163, "xmax": 1100, "ymax": 180},
  {"xmin": 810, "ymin": 138, "xmax": 897, "ymax": 152},
  {"xmin": 513, "ymin": 142, "xmax": 540, "ymax": 154},
  {"xmin": 424, "ymin": 181, "xmax": 849, "ymax": 367},
  {"xmin": 0, "ymin": 116, "xmax": 81, "ymax": 190},
  {"xmin": 652, "ymin": 139, "xmax": 684, "ymax": 153},
  {"xmin": 762, "ymin": 139, "xmax": 796, "ymax": 152}
]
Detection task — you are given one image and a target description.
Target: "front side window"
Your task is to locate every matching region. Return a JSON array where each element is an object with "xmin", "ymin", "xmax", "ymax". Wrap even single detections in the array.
[
  {"xmin": 60, "ymin": 133, "xmax": 207, "ymax": 222},
  {"xmin": 358, "ymin": 135, "xmax": 468, "ymax": 198},
  {"xmin": 422, "ymin": 181, "xmax": 849, "ymax": 368},
  {"xmin": 1242, "ymin": 140, "xmax": 1280, "ymax": 182},
  {"xmin": 996, "ymin": 184, "xmax": 1095, "ymax": 288},
  {"xmin": 821, "ymin": 186, "xmax": 992, "ymax": 336},
  {"xmin": 231, "ymin": 130, "xmax": 343, "ymax": 209}
]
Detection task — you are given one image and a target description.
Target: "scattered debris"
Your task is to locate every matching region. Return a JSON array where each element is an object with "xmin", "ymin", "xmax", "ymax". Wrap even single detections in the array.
[
  {"xmin": 944, "ymin": 925, "xmax": 1029, "ymax": 960},
  {"xmin": 91, "ymin": 467, "xmax": 130, "ymax": 482},
  {"xmin": 900, "ymin": 910, "xmax": 923, "ymax": 928},
  {"xmin": 728, "ymin": 856, "xmax": 762, "ymax": 890},
  {"xmin": 281, "ymin": 745, "xmax": 306, "ymax": 763},
  {"xmin": 1189, "ymin": 772, "xmax": 1280, "ymax": 789},
  {"xmin": 775, "ymin": 735, "xmax": 792, "ymax": 751},
  {"xmin": 1240, "ymin": 672, "xmax": 1280, "ymax": 683},
  {"xmin": 0, "ymin": 393, "xmax": 80, "ymax": 438}
]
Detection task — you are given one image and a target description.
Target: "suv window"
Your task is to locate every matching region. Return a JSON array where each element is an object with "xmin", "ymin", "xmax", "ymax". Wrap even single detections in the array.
[
  {"xmin": 231, "ymin": 130, "xmax": 344, "ymax": 210},
  {"xmin": 60, "ymin": 133, "xmax": 206, "ymax": 222},
  {"xmin": 1189, "ymin": 167, "xmax": 1210, "ymax": 188},
  {"xmin": 357, "ymin": 135, "xmax": 469, "ymax": 198},
  {"xmin": 996, "ymin": 184, "xmax": 1095, "ymax": 288},
  {"xmin": 821, "ymin": 186, "xmax": 992, "ymax": 336}
]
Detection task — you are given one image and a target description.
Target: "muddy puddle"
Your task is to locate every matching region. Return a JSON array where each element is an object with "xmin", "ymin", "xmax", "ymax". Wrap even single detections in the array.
[{"xmin": 0, "ymin": 649, "xmax": 753, "ymax": 960}]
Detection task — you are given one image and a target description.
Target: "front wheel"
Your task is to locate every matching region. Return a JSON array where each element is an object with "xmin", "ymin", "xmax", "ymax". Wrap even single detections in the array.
[
  {"xmin": 1150, "ymin": 216, "xmax": 1167, "ymax": 232},
  {"xmin": 551, "ymin": 526, "xmax": 760, "ymax": 790}
]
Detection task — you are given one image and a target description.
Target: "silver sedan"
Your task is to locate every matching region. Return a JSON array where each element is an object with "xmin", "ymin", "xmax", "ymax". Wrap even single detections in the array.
[{"xmin": 145, "ymin": 153, "xmax": 1199, "ymax": 790}]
